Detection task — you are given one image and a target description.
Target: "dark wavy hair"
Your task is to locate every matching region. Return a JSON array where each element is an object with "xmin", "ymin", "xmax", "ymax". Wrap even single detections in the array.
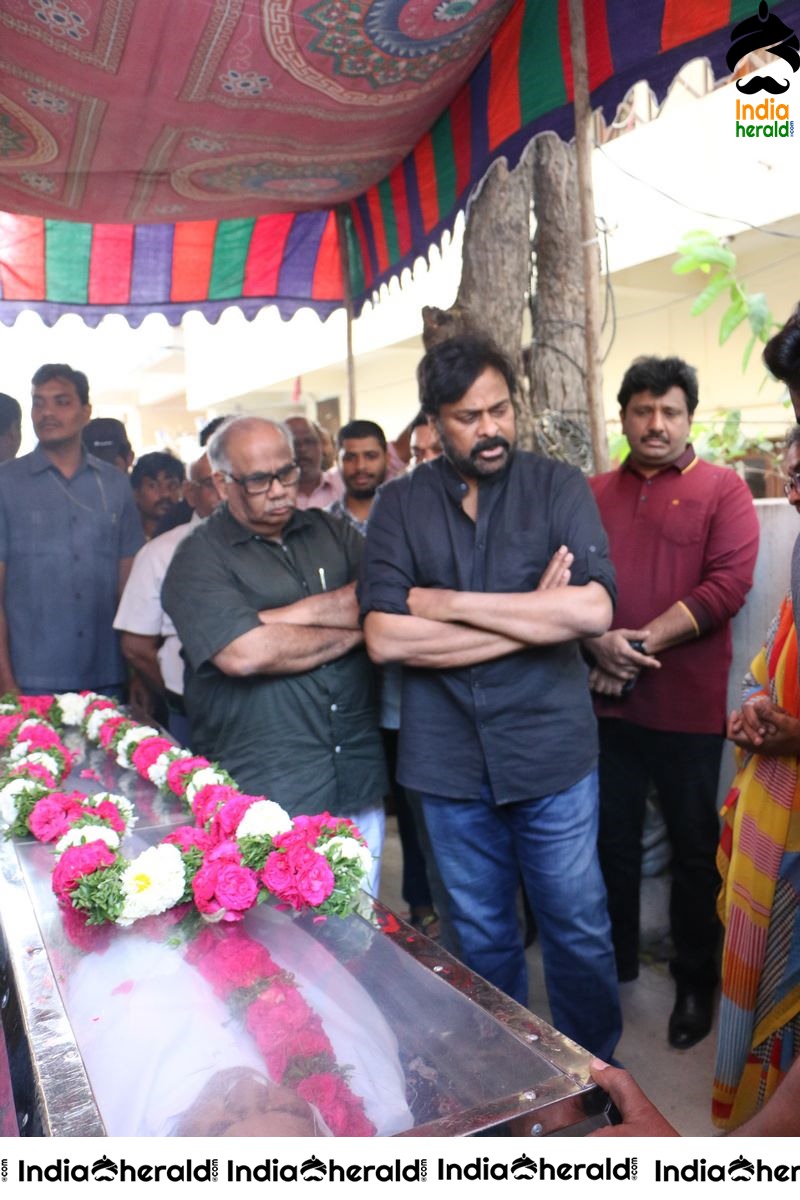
[
  {"xmin": 31, "ymin": 363, "xmax": 90, "ymax": 405},
  {"xmin": 764, "ymin": 304, "xmax": 800, "ymax": 395},
  {"xmin": 131, "ymin": 450, "xmax": 185, "ymax": 488},
  {"xmin": 336, "ymin": 420, "xmax": 386, "ymax": 450},
  {"xmin": 417, "ymin": 334, "xmax": 517, "ymax": 417},
  {"xmin": 617, "ymin": 356, "xmax": 699, "ymax": 415}
]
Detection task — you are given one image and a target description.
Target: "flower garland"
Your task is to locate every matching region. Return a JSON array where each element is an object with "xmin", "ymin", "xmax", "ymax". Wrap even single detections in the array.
[
  {"xmin": 0, "ymin": 692, "xmax": 373, "ymax": 929},
  {"xmin": 184, "ymin": 920, "xmax": 375, "ymax": 1135},
  {"xmin": 1, "ymin": 693, "xmax": 379, "ymax": 1135}
]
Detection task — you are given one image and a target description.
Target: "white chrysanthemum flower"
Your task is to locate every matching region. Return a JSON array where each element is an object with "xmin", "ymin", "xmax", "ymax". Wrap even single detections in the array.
[
  {"xmin": 147, "ymin": 748, "xmax": 191, "ymax": 789},
  {"xmin": 0, "ymin": 702, "xmax": 19, "ymax": 715},
  {"xmin": 235, "ymin": 798, "xmax": 292, "ymax": 841},
  {"xmin": 185, "ymin": 767, "xmax": 227, "ymax": 804},
  {"xmin": 323, "ymin": 835, "xmax": 373, "ymax": 876},
  {"xmin": 85, "ymin": 706, "xmax": 124, "ymax": 742},
  {"xmin": 14, "ymin": 750, "xmax": 61, "ymax": 777},
  {"xmin": 7, "ymin": 740, "xmax": 34, "ymax": 762},
  {"xmin": 85, "ymin": 791, "xmax": 136, "ymax": 833},
  {"xmin": 116, "ymin": 843, "xmax": 186, "ymax": 926},
  {"xmin": 115, "ymin": 726, "xmax": 160, "ymax": 769},
  {"xmin": 0, "ymin": 777, "xmax": 40, "ymax": 827},
  {"xmin": 55, "ymin": 825, "xmax": 120, "ymax": 858},
  {"xmin": 56, "ymin": 692, "xmax": 92, "ymax": 726}
]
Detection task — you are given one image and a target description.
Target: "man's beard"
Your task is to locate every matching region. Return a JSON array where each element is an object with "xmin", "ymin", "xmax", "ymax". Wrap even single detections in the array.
[
  {"xmin": 347, "ymin": 484, "xmax": 379, "ymax": 501},
  {"xmin": 439, "ymin": 430, "xmax": 514, "ymax": 479}
]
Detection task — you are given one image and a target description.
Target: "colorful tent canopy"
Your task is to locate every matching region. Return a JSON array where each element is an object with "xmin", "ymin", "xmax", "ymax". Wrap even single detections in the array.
[{"xmin": 0, "ymin": 0, "xmax": 797, "ymax": 327}]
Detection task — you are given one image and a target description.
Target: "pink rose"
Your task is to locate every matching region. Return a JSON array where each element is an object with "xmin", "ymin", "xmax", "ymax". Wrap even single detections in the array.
[
  {"xmin": 52, "ymin": 841, "xmax": 117, "ymax": 901},
  {"xmin": 89, "ymin": 799, "xmax": 126, "ymax": 833},
  {"xmin": 211, "ymin": 792, "xmax": 261, "ymax": 840},
  {"xmin": 191, "ymin": 859, "xmax": 258, "ymax": 920},
  {"xmin": 130, "ymin": 736, "xmax": 174, "ymax": 776},
  {"xmin": 296, "ymin": 851, "xmax": 335, "ymax": 907},
  {"xmin": 17, "ymin": 722, "xmax": 61, "ymax": 750},
  {"xmin": 261, "ymin": 850, "xmax": 302, "ymax": 908},
  {"xmin": 262, "ymin": 843, "xmax": 334, "ymax": 910},
  {"xmin": 98, "ymin": 716, "xmax": 129, "ymax": 749},
  {"xmin": 296, "ymin": 1073, "xmax": 375, "ymax": 1136},
  {"xmin": 0, "ymin": 713, "xmax": 23, "ymax": 748},
  {"xmin": 163, "ymin": 825, "xmax": 213, "ymax": 853},
  {"xmin": 207, "ymin": 839, "xmax": 242, "ymax": 865},
  {"xmin": 186, "ymin": 929, "xmax": 279, "ymax": 995},
  {"xmin": 83, "ymin": 697, "xmax": 117, "ymax": 720},
  {"xmin": 29, "ymin": 793, "xmax": 83, "ymax": 842},
  {"xmin": 213, "ymin": 863, "xmax": 259, "ymax": 916},
  {"xmin": 192, "ymin": 862, "xmax": 223, "ymax": 917},
  {"xmin": 18, "ymin": 695, "xmax": 54, "ymax": 718},
  {"xmin": 191, "ymin": 783, "xmax": 238, "ymax": 827},
  {"xmin": 166, "ymin": 756, "xmax": 212, "ymax": 797},
  {"xmin": 11, "ymin": 762, "xmax": 56, "ymax": 788}
]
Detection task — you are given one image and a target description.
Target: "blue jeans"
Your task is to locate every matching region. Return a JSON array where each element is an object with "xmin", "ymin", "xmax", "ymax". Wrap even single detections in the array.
[{"xmin": 420, "ymin": 770, "xmax": 621, "ymax": 1060}]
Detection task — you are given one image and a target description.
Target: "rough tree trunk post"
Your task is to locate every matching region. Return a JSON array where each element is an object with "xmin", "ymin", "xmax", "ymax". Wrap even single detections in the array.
[
  {"xmin": 568, "ymin": 0, "xmax": 610, "ymax": 472},
  {"xmin": 528, "ymin": 133, "xmax": 594, "ymax": 471},
  {"xmin": 421, "ymin": 150, "xmax": 534, "ymax": 439}
]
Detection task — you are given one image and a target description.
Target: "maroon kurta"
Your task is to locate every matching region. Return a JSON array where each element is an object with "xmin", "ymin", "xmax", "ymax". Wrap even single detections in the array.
[{"xmin": 589, "ymin": 446, "xmax": 760, "ymax": 734}]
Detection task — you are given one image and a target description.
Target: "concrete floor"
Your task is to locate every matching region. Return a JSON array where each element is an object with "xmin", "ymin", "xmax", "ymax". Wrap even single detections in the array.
[{"xmin": 378, "ymin": 817, "xmax": 719, "ymax": 1137}]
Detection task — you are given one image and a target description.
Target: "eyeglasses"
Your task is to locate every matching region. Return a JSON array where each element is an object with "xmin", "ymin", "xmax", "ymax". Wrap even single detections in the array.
[
  {"xmin": 783, "ymin": 472, "xmax": 800, "ymax": 496},
  {"xmin": 222, "ymin": 462, "xmax": 301, "ymax": 496}
]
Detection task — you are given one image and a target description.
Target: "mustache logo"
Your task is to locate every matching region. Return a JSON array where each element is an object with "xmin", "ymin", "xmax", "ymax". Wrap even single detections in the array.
[
  {"xmin": 736, "ymin": 73, "xmax": 791, "ymax": 94},
  {"xmin": 727, "ymin": 3, "xmax": 799, "ymax": 96}
]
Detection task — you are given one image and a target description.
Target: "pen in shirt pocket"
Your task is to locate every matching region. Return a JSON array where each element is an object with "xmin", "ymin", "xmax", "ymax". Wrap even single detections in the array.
[{"xmin": 318, "ymin": 567, "xmax": 327, "ymax": 591}]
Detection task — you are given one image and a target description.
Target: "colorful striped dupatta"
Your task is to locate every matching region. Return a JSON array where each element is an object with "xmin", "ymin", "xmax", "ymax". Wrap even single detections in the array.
[{"xmin": 713, "ymin": 595, "xmax": 800, "ymax": 1129}]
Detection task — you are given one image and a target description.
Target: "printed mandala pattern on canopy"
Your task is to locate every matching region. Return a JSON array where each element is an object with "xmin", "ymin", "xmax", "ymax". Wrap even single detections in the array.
[{"xmin": 0, "ymin": 0, "xmax": 794, "ymax": 328}]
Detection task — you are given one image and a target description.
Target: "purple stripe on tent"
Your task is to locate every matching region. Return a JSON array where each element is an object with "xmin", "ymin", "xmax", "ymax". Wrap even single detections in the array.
[
  {"xmin": 0, "ymin": 295, "xmax": 342, "ymax": 329},
  {"xmin": 276, "ymin": 211, "xmax": 326, "ymax": 297},
  {"xmin": 402, "ymin": 155, "xmax": 425, "ymax": 265},
  {"xmin": 131, "ymin": 223, "xmax": 174, "ymax": 303},
  {"xmin": 469, "ymin": 50, "xmax": 491, "ymax": 172},
  {"xmin": 606, "ymin": 0, "xmax": 664, "ymax": 72},
  {"xmin": 354, "ymin": 194, "xmax": 379, "ymax": 281}
]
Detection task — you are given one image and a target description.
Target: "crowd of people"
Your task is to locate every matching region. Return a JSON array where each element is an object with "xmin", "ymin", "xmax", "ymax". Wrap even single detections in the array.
[{"xmin": 2, "ymin": 310, "xmax": 800, "ymax": 1135}]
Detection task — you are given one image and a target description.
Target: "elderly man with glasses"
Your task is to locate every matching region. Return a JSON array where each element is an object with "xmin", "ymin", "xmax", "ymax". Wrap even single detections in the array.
[{"xmin": 162, "ymin": 416, "xmax": 387, "ymax": 891}]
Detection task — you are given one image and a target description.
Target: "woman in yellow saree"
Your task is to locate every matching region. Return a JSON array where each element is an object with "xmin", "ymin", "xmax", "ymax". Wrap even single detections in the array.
[{"xmin": 713, "ymin": 431, "xmax": 800, "ymax": 1129}]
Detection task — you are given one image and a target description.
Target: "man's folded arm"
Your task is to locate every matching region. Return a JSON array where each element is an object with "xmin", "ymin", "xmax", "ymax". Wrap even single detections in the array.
[
  {"xmin": 213, "ymin": 624, "xmax": 363, "ymax": 677},
  {"xmin": 406, "ymin": 581, "xmax": 613, "ymax": 646},
  {"xmin": 257, "ymin": 582, "xmax": 360, "ymax": 629},
  {"xmin": 364, "ymin": 611, "xmax": 525, "ymax": 668}
]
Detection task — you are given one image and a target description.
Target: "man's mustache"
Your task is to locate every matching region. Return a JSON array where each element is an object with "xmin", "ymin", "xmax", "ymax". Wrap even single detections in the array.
[
  {"xmin": 470, "ymin": 436, "xmax": 510, "ymax": 459},
  {"xmin": 736, "ymin": 75, "xmax": 791, "ymax": 95}
]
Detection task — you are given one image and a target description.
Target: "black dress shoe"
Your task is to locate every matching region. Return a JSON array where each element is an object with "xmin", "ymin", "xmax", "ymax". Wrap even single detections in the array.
[{"xmin": 668, "ymin": 987, "xmax": 714, "ymax": 1049}]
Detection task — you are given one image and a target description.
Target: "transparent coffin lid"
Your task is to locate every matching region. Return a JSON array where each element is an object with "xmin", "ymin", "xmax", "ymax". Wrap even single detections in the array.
[{"xmin": 18, "ymin": 830, "xmax": 566, "ymax": 1137}]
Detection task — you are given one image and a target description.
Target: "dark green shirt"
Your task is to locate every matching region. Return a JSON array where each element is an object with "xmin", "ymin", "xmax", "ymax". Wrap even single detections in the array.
[{"xmin": 162, "ymin": 505, "xmax": 387, "ymax": 817}]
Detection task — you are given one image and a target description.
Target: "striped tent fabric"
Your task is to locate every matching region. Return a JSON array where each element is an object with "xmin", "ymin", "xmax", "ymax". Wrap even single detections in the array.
[{"xmin": 0, "ymin": 0, "xmax": 796, "ymax": 328}]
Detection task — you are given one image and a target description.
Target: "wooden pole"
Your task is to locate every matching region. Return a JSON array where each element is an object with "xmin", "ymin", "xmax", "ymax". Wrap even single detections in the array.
[
  {"xmin": 567, "ymin": 0, "xmax": 609, "ymax": 472},
  {"xmin": 336, "ymin": 205, "xmax": 357, "ymax": 422}
]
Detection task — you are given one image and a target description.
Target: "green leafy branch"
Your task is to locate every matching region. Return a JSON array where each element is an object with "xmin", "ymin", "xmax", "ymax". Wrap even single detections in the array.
[{"xmin": 673, "ymin": 230, "xmax": 778, "ymax": 371}]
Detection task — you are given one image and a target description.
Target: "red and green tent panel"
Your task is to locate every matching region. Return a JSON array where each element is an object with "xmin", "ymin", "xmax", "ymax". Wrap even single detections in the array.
[{"xmin": 0, "ymin": 0, "xmax": 796, "ymax": 328}]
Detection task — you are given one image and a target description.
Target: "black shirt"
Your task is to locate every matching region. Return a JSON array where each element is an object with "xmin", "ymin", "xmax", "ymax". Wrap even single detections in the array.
[
  {"xmin": 162, "ymin": 505, "xmax": 387, "ymax": 817},
  {"xmin": 358, "ymin": 451, "xmax": 616, "ymax": 802}
]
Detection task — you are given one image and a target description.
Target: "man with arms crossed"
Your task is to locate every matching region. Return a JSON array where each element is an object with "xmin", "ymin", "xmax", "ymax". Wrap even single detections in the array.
[{"xmin": 360, "ymin": 334, "xmax": 621, "ymax": 1059}]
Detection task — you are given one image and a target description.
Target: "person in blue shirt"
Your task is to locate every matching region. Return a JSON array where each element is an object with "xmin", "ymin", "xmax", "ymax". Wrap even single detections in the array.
[{"xmin": 0, "ymin": 363, "xmax": 143, "ymax": 696}]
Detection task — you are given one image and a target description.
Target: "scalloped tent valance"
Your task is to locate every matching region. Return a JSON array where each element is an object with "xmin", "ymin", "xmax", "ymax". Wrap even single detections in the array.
[{"xmin": 0, "ymin": 0, "xmax": 795, "ymax": 328}]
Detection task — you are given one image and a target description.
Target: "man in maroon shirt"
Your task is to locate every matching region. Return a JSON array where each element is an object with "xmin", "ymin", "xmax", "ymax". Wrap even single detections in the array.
[{"xmin": 588, "ymin": 356, "xmax": 759, "ymax": 1050}]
